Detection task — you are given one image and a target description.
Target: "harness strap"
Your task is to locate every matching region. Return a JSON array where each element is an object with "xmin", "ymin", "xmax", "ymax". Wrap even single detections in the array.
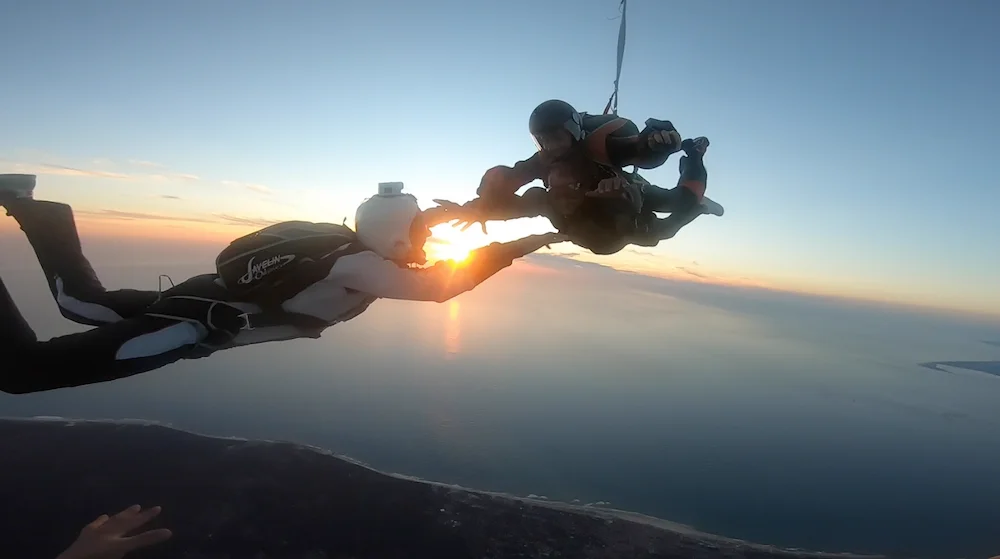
[{"xmin": 241, "ymin": 307, "xmax": 331, "ymax": 332}]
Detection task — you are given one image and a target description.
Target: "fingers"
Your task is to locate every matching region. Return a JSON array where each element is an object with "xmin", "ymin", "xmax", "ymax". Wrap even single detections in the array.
[
  {"xmin": 103, "ymin": 505, "xmax": 162, "ymax": 535},
  {"xmin": 85, "ymin": 514, "xmax": 110, "ymax": 531},
  {"xmin": 542, "ymin": 233, "xmax": 568, "ymax": 246},
  {"xmin": 122, "ymin": 528, "xmax": 173, "ymax": 550},
  {"xmin": 648, "ymin": 130, "xmax": 665, "ymax": 148},
  {"xmin": 537, "ymin": 234, "xmax": 565, "ymax": 251},
  {"xmin": 102, "ymin": 504, "xmax": 141, "ymax": 533},
  {"xmin": 429, "ymin": 199, "xmax": 486, "ymax": 231},
  {"xmin": 647, "ymin": 130, "xmax": 681, "ymax": 150},
  {"xmin": 430, "ymin": 199, "xmax": 460, "ymax": 209},
  {"xmin": 456, "ymin": 220, "xmax": 488, "ymax": 234},
  {"xmin": 428, "ymin": 199, "xmax": 464, "ymax": 220}
]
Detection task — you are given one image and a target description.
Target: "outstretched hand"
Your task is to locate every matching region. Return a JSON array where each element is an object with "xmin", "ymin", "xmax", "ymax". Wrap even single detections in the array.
[
  {"xmin": 585, "ymin": 177, "xmax": 643, "ymax": 214},
  {"xmin": 426, "ymin": 199, "xmax": 489, "ymax": 234},
  {"xmin": 539, "ymin": 231, "xmax": 570, "ymax": 248},
  {"xmin": 504, "ymin": 232, "xmax": 569, "ymax": 259},
  {"xmin": 57, "ymin": 505, "xmax": 172, "ymax": 559}
]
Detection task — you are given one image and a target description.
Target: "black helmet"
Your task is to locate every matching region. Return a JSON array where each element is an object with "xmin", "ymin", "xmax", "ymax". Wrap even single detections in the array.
[{"xmin": 529, "ymin": 100, "xmax": 584, "ymax": 150}]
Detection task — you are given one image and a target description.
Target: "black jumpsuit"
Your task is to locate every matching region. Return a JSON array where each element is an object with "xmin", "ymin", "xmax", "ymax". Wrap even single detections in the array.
[
  {"xmin": 1, "ymin": 198, "xmax": 538, "ymax": 394},
  {"xmin": 462, "ymin": 114, "xmax": 710, "ymax": 255},
  {"xmin": 1, "ymin": 199, "xmax": 244, "ymax": 394}
]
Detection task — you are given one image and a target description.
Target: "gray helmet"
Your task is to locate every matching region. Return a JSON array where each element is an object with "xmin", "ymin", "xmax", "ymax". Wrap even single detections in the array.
[{"xmin": 529, "ymin": 100, "xmax": 584, "ymax": 149}]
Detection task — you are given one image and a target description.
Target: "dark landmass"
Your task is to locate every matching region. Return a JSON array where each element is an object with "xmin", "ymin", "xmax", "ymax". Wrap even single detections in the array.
[
  {"xmin": 0, "ymin": 417, "xmax": 887, "ymax": 559},
  {"xmin": 919, "ymin": 360, "xmax": 1000, "ymax": 378}
]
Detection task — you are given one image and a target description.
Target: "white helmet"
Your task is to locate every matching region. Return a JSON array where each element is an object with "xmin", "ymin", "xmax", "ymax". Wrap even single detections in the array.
[{"xmin": 354, "ymin": 182, "xmax": 421, "ymax": 262}]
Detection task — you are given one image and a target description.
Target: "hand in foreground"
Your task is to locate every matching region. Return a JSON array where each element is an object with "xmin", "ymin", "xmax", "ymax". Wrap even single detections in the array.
[
  {"xmin": 428, "ymin": 199, "xmax": 489, "ymax": 234},
  {"xmin": 586, "ymin": 177, "xmax": 643, "ymax": 214},
  {"xmin": 647, "ymin": 128, "xmax": 681, "ymax": 151},
  {"xmin": 537, "ymin": 231, "xmax": 570, "ymax": 247},
  {"xmin": 504, "ymin": 232, "xmax": 569, "ymax": 258},
  {"xmin": 421, "ymin": 201, "xmax": 460, "ymax": 228},
  {"xmin": 57, "ymin": 505, "xmax": 172, "ymax": 559}
]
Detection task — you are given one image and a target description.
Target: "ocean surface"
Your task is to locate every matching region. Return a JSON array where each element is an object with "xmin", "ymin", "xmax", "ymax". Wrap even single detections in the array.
[{"xmin": 2, "ymin": 256, "xmax": 999, "ymax": 559}]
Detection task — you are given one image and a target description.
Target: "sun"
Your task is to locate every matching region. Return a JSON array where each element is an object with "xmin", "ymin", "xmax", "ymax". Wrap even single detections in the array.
[
  {"xmin": 426, "ymin": 225, "xmax": 485, "ymax": 263},
  {"xmin": 432, "ymin": 241, "xmax": 473, "ymax": 263}
]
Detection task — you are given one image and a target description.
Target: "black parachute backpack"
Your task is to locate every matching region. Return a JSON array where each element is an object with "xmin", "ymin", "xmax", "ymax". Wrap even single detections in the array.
[{"xmin": 215, "ymin": 220, "xmax": 365, "ymax": 310}]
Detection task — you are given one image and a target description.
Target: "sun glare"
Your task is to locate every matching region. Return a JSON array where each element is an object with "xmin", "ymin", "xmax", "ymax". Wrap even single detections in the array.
[
  {"xmin": 426, "ymin": 225, "xmax": 487, "ymax": 263},
  {"xmin": 432, "ymin": 240, "xmax": 473, "ymax": 263}
]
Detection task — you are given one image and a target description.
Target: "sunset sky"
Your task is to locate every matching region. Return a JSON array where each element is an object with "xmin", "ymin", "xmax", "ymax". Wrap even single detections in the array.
[{"xmin": 2, "ymin": 0, "xmax": 998, "ymax": 316}]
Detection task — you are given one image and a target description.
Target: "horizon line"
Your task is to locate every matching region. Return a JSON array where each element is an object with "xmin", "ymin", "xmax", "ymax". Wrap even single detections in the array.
[{"xmin": 1, "ymin": 216, "xmax": 996, "ymax": 322}]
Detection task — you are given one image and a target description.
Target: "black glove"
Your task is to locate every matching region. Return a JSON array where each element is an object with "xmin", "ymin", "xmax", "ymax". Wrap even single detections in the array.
[{"xmin": 641, "ymin": 119, "xmax": 682, "ymax": 153}]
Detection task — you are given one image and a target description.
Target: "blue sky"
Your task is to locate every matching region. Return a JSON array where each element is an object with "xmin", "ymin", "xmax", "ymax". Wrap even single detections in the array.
[{"xmin": 1, "ymin": 0, "xmax": 998, "ymax": 314}]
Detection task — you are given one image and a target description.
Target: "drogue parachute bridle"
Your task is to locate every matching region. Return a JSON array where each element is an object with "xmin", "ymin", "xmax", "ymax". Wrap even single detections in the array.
[{"xmin": 602, "ymin": 0, "xmax": 628, "ymax": 116}]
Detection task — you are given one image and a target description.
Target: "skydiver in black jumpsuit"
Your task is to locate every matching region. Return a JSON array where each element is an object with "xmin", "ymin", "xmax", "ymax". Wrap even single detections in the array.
[{"xmin": 0, "ymin": 174, "xmax": 566, "ymax": 394}]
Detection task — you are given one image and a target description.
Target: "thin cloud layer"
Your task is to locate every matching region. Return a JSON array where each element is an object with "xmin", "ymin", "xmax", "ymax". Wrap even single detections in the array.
[
  {"xmin": 75, "ymin": 208, "xmax": 277, "ymax": 228},
  {"xmin": 0, "ymin": 156, "xmax": 272, "ymax": 195},
  {"xmin": 128, "ymin": 159, "xmax": 165, "ymax": 168},
  {"xmin": 221, "ymin": 180, "xmax": 272, "ymax": 195},
  {"xmin": 29, "ymin": 162, "xmax": 130, "ymax": 180},
  {"xmin": 77, "ymin": 209, "xmax": 217, "ymax": 224},
  {"xmin": 147, "ymin": 172, "xmax": 201, "ymax": 182},
  {"xmin": 212, "ymin": 214, "xmax": 280, "ymax": 227},
  {"xmin": 676, "ymin": 266, "xmax": 708, "ymax": 279}
]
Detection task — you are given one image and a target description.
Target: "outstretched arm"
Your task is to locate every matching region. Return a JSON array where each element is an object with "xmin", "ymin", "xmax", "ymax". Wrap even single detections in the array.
[
  {"xmin": 332, "ymin": 232, "xmax": 567, "ymax": 303},
  {"xmin": 605, "ymin": 118, "xmax": 682, "ymax": 170},
  {"xmin": 422, "ymin": 154, "xmax": 548, "ymax": 232},
  {"xmin": 476, "ymin": 152, "xmax": 547, "ymax": 200}
]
